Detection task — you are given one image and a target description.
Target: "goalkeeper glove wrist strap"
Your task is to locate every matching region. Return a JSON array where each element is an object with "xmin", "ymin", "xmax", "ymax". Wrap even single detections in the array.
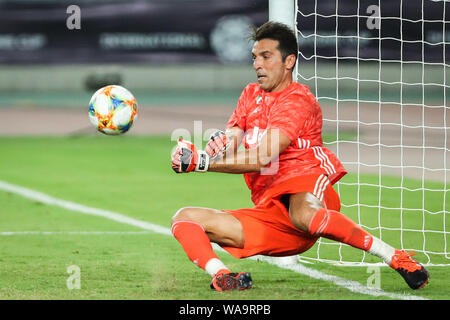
[{"xmin": 195, "ymin": 150, "xmax": 210, "ymax": 172}]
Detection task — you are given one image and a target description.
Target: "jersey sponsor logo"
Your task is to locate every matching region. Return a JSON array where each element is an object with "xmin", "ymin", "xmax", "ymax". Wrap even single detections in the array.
[
  {"xmin": 245, "ymin": 126, "xmax": 264, "ymax": 147},
  {"xmin": 243, "ymin": 126, "xmax": 279, "ymax": 175}
]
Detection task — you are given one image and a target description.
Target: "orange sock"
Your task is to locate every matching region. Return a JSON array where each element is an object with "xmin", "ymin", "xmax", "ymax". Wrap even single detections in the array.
[
  {"xmin": 171, "ymin": 220, "xmax": 230, "ymax": 276},
  {"xmin": 308, "ymin": 208, "xmax": 373, "ymax": 251}
]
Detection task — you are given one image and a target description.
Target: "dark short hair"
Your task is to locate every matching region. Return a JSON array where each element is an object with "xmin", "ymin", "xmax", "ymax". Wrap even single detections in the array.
[{"xmin": 251, "ymin": 21, "xmax": 298, "ymax": 62}]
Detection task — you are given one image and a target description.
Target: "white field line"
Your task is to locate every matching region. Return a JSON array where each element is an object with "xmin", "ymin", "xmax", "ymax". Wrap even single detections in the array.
[
  {"xmin": 252, "ymin": 255, "xmax": 427, "ymax": 300},
  {"xmin": 0, "ymin": 180, "xmax": 171, "ymax": 236},
  {"xmin": 0, "ymin": 231, "xmax": 153, "ymax": 236},
  {"xmin": 0, "ymin": 180, "xmax": 427, "ymax": 300}
]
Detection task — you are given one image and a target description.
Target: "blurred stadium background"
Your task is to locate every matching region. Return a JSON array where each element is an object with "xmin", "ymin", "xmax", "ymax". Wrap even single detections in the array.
[
  {"xmin": 0, "ymin": 0, "xmax": 447, "ymax": 139},
  {"xmin": 0, "ymin": 0, "xmax": 448, "ymax": 300},
  {"xmin": 0, "ymin": 0, "xmax": 268, "ymax": 136}
]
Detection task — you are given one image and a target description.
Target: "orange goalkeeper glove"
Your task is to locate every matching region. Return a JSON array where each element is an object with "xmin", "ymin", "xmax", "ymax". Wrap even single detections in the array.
[
  {"xmin": 171, "ymin": 139, "xmax": 209, "ymax": 173},
  {"xmin": 205, "ymin": 130, "xmax": 230, "ymax": 160}
]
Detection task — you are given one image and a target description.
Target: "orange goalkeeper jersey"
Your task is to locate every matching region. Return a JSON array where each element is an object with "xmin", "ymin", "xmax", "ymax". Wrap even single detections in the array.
[{"xmin": 226, "ymin": 82, "xmax": 347, "ymax": 205}]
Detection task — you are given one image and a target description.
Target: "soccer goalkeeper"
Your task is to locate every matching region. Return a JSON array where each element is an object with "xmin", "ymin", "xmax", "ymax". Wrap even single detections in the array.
[{"xmin": 170, "ymin": 21, "xmax": 429, "ymax": 292}]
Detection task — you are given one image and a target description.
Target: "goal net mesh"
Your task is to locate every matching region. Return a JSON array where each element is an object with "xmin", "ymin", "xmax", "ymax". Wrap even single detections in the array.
[{"xmin": 295, "ymin": 0, "xmax": 449, "ymax": 266}]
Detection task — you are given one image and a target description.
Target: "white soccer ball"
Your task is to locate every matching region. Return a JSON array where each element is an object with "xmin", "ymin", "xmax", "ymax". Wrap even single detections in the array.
[{"xmin": 88, "ymin": 85, "xmax": 138, "ymax": 135}]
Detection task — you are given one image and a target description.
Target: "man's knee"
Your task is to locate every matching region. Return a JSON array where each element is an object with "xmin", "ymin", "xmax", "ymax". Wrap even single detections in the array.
[
  {"xmin": 289, "ymin": 192, "xmax": 323, "ymax": 232},
  {"xmin": 171, "ymin": 207, "xmax": 201, "ymax": 225},
  {"xmin": 171, "ymin": 207, "xmax": 244, "ymax": 248},
  {"xmin": 171, "ymin": 207, "xmax": 220, "ymax": 231}
]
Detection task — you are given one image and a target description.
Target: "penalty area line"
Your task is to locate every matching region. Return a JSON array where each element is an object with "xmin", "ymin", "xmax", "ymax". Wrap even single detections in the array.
[{"xmin": 0, "ymin": 179, "xmax": 427, "ymax": 300}]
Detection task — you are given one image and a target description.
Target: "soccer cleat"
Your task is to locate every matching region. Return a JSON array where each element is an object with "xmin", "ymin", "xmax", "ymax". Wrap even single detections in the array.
[
  {"xmin": 390, "ymin": 250, "xmax": 429, "ymax": 290},
  {"xmin": 210, "ymin": 272, "xmax": 253, "ymax": 292}
]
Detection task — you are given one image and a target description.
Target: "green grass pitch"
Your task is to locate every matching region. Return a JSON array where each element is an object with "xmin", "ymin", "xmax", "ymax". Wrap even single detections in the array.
[{"xmin": 0, "ymin": 135, "xmax": 448, "ymax": 300}]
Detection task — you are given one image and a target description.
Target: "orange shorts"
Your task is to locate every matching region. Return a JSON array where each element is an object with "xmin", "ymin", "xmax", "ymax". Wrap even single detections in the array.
[{"xmin": 221, "ymin": 174, "xmax": 341, "ymax": 259}]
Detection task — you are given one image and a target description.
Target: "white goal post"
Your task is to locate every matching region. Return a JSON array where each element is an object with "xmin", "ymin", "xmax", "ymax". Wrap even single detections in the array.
[{"xmin": 269, "ymin": 0, "xmax": 449, "ymax": 266}]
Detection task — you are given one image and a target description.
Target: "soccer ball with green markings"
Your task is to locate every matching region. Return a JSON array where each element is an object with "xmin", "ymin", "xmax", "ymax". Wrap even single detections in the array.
[{"xmin": 88, "ymin": 85, "xmax": 138, "ymax": 135}]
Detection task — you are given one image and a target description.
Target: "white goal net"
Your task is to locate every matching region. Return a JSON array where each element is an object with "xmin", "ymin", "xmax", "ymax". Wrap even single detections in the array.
[{"xmin": 292, "ymin": 0, "xmax": 449, "ymax": 266}]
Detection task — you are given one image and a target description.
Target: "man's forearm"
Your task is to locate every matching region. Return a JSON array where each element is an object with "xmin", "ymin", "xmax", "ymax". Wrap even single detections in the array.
[
  {"xmin": 208, "ymin": 128, "xmax": 291, "ymax": 174},
  {"xmin": 208, "ymin": 147, "xmax": 271, "ymax": 174}
]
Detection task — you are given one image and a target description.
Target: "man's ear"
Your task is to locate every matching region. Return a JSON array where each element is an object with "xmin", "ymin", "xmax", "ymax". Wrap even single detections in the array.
[{"xmin": 285, "ymin": 54, "xmax": 297, "ymax": 70}]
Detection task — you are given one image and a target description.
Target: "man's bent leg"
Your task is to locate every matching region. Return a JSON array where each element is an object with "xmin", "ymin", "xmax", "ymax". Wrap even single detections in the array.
[
  {"xmin": 171, "ymin": 207, "xmax": 252, "ymax": 291},
  {"xmin": 289, "ymin": 192, "xmax": 429, "ymax": 290},
  {"xmin": 171, "ymin": 207, "xmax": 244, "ymax": 275},
  {"xmin": 172, "ymin": 207, "xmax": 244, "ymax": 248},
  {"xmin": 289, "ymin": 192, "xmax": 394, "ymax": 258}
]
